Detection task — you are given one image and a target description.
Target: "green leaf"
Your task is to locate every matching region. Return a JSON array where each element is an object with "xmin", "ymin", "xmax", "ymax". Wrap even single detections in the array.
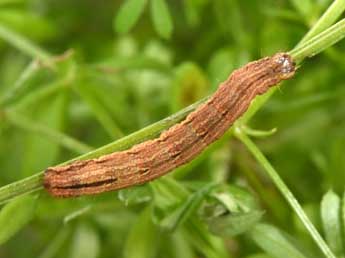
[
  {"xmin": 74, "ymin": 81, "xmax": 124, "ymax": 139},
  {"xmin": 159, "ymin": 183, "xmax": 217, "ymax": 231},
  {"xmin": 123, "ymin": 207, "xmax": 159, "ymax": 258},
  {"xmin": 118, "ymin": 185, "xmax": 152, "ymax": 206},
  {"xmin": 69, "ymin": 223, "xmax": 100, "ymax": 258},
  {"xmin": 207, "ymin": 47, "xmax": 246, "ymax": 87},
  {"xmin": 213, "ymin": 185, "xmax": 259, "ymax": 213},
  {"xmin": 20, "ymin": 92, "xmax": 67, "ymax": 176},
  {"xmin": 115, "ymin": 0, "xmax": 147, "ymax": 34},
  {"xmin": 240, "ymin": 125, "xmax": 277, "ymax": 138},
  {"xmin": 64, "ymin": 205, "xmax": 91, "ymax": 224},
  {"xmin": 321, "ymin": 190, "xmax": 343, "ymax": 255},
  {"xmin": 0, "ymin": 9, "xmax": 57, "ymax": 41},
  {"xmin": 246, "ymin": 254, "xmax": 274, "ymax": 258},
  {"xmin": 289, "ymin": 0, "xmax": 313, "ymax": 20},
  {"xmin": 80, "ymin": 72, "xmax": 135, "ymax": 133},
  {"xmin": 170, "ymin": 62, "xmax": 210, "ymax": 112},
  {"xmin": 213, "ymin": 0, "xmax": 249, "ymax": 47},
  {"xmin": 151, "ymin": 177, "xmax": 189, "ymax": 210},
  {"xmin": 150, "ymin": 0, "xmax": 173, "ymax": 39},
  {"xmin": 0, "ymin": 24, "xmax": 51, "ymax": 61},
  {"xmin": 250, "ymin": 224, "xmax": 311, "ymax": 258},
  {"xmin": 343, "ymin": 192, "xmax": 345, "ymax": 250},
  {"xmin": 0, "ymin": 0, "xmax": 26, "ymax": 5},
  {"xmin": 183, "ymin": 0, "xmax": 207, "ymax": 27},
  {"xmin": 184, "ymin": 219, "xmax": 228, "ymax": 258},
  {"xmin": 169, "ymin": 230, "xmax": 195, "ymax": 258},
  {"xmin": 208, "ymin": 210, "xmax": 264, "ymax": 237},
  {"xmin": 38, "ymin": 226, "xmax": 71, "ymax": 258},
  {"xmin": 0, "ymin": 195, "xmax": 37, "ymax": 245}
]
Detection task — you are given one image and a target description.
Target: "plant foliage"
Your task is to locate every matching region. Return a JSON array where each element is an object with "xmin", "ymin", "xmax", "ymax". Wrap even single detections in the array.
[{"xmin": 0, "ymin": 0, "xmax": 345, "ymax": 258}]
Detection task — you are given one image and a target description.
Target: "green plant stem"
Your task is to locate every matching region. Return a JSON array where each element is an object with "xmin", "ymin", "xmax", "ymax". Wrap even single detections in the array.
[
  {"xmin": 0, "ymin": 173, "xmax": 44, "ymax": 206},
  {"xmin": 8, "ymin": 80, "xmax": 65, "ymax": 110},
  {"xmin": 5, "ymin": 110, "xmax": 93, "ymax": 155},
  {"xmin": 0, "ymin": 50, "xmax": 75, "ymax": 108},
  {"xmin": 290, "ymin": 18, "xmax": 345, "ymax": 63},
  {"xmin": 297, "ymin": 0, "xmax": 345, "ymax": 46},
  {"xmin": 73, "ymin": 84, "xmax": 125, "ymax": 139},
  {"xmin": 235, "ymin": 130, "xmax": 336, "ymax": 258},
  {"xmin": 0, "ymin": 61, "xmax": 39, "ymax": 107},
  {"xmin": 239, "ymin": 87, "xmax": 276, "ymax": 123},
  {"xmin": 288, "ymin": 0, "xmax": 311, "ymax": 22},
  {"xmin": 0, "ymin": 24, "xmax": 51, "ymax": 62}
]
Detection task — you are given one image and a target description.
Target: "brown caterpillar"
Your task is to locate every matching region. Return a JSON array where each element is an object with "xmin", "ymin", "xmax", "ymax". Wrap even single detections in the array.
[{"xmin": 44, "ymin": 53, "xmax": 295, "ymax": 197}]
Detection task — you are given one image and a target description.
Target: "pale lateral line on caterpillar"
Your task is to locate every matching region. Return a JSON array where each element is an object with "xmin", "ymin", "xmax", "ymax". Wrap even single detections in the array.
[{"xmin": 44, "ymin": 52, "xmax": 296, "ymax": 197}]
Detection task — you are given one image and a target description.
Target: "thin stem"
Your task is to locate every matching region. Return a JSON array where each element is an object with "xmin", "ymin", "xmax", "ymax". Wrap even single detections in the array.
[
  {"xmin": 297, "ymin": 0, "xmax": 345, "ymax": 46},
  {"xmin": 234, "ymin": 129, "xmax": 336, "ymax": 258},
  {"xmin": 8, "ymin": 80, "xmax": 65, "ymax": 110},
  {"xmin": 0, "ymin": 24, "xmax": 51, "ymax": 62},
  {"xmin": 290, "ymin": 18, "xmax": 345, "ymax": 63},
  {"xmin": 288, "ymin": 0, "xmax": 312, "ymax": 20},
  {"xmin": 73, "ymin": 84, "xmax": 125, "ymax": 139},
  {"xmin": 0, "ymin": 50, "xmax": 74, "ymax": 108},
  {"xmin": 0, "ymin": 173, "xmax": 44, "ymax": 206},
  {"xmin": 239, "ymin": 87, "xmax": 276, "ymax": 123},
  {"xmin": 5, "ymin": 110, "xmax": 93, "ymax": 154},
  {"xmin": 0, "ymin": 61, "xmax": 39, "ymax": 107}
]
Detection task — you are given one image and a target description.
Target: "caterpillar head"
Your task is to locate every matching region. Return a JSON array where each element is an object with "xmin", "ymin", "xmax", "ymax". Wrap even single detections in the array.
[{"xmin": 272, "ymin": 52, "xmax": 296, "ymax": 80}]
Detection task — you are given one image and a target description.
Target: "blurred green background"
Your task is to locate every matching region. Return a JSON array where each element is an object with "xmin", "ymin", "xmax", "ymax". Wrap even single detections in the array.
[{"xmin": 0, "ymin": 0, "xmax": 345, "ymax": 258}]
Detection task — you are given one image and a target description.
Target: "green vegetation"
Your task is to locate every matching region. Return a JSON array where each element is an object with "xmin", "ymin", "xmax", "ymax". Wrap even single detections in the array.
[{"xmin": 0, "ymin": 0, "xmax": 345, "ymax": 257}]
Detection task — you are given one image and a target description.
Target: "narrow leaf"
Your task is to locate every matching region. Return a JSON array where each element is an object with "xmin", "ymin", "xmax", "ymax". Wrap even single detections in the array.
[
  {"xmin": 64, "ymin": 205, "xmax": 91, "ymax": 224},
  {"xmin": 214, "ymin": 185, "xmax": 259, "ymax": 213},
  {"xmin": 342, "ymin": 191, "xmax": 345, "ymax": 252},
  {"xmin": 170, "ymin": 62, "xmax": 210, "ymax": 112},
  {"xmin": 123, "ymin": 207, "xmax": 159, "ymax": 258},
  {"xmin": 208, "ymin": 210, "xmax": 264, "ymax": 237},
  {"xmin": 118, "ymin": 185, "xmax": 152, "ymax": 206},
  {"xmin": 321, "ymin": 190, "xmax": 343, "ymax": 256},
  {"xmin": 20, "ymin": 93, "xmax": 68, "ymax": 176},
  {"xmin": 0, "ymin": 24, "xmax": 51, "ymax": 61},
  {"xmin": 250, "ymin": 224, "xmax": 310, "ymax": 258},
  {"xmin": 150, "ymin": 0, "xmax": 173, "ymax": 39},
  {"xmin": 0, "ymin": 195, "xmax": 37, "ymax": 245},
  {"xmin": 69, "ymin": 223, "xmax": 100, "ymax": 258},
  {"xmin": 159, "ymin": 183, "xmax": 217, "ymax": 231},
  {"xmin": 185, "ymin": 219, "xmax": 229, "ymax": 258},
  {"xmin": 74, "ymin": 82, "xmax": 124, "ymax": 139},
  {"xmin": 289, "ymin": 0, "xmax": 313, "ymax": 19},
  {"xmin": 183, "ymin": 0, "xmax": 204, "ymax": 27},
  {"xmin": 115, "ymin": 0, "xmax": 147, "ymax": 34},
  {"xmin": 38, "ymin": 227, "xmax": 71, "ymax": 258},
  {"xmin": 169, "ymin": 230, "xmax": 195, "ymax": 258},
  {"xmin": 246, "ymin": 254, "xmax": 274, "ymax": 258}
]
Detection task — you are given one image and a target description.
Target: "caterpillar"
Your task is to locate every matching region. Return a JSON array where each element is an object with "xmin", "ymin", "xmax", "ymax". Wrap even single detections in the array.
[{"xmin": 44, "ymin": 52, "xmax": 295, "ymax": 197}]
